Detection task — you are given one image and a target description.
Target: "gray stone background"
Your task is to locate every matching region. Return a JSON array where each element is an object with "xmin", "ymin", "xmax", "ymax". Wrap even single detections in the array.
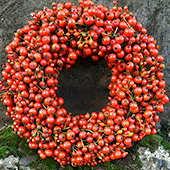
[{"xmin": 0, "ymin": 0, "xmax": 170, "ymax": 127}]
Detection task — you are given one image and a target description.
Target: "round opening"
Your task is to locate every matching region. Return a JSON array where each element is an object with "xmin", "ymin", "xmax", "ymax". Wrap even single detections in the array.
[{"xmin": 57, "ymin": 57, "xmax": 111, "ymax": 116}]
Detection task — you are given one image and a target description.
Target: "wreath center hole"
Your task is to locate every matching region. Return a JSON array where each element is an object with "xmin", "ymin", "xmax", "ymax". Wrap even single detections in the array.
[{"xmin": 57, "ymin": 58, "xmax": 111, "ymax": 116}]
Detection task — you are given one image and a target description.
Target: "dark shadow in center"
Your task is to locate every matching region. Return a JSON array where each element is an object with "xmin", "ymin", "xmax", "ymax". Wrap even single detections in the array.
[{"xmin": 57, "ymin": 57, "xmax": 111, "ymax": 116}]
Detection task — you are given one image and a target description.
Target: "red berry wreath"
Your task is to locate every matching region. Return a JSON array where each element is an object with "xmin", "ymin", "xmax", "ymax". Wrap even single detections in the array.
[{"xmin": 0, "ymin": 0, "xmax": 169, "ymax": 167}]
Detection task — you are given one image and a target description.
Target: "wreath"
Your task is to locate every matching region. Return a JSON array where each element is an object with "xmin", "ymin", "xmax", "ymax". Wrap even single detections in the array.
[{"xmin": 0, "ymin": 0, "xmax": 169, "ymax": 167}]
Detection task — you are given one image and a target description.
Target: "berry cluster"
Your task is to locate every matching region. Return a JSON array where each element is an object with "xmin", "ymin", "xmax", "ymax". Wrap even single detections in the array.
[{"xmin": 0, "ymin": 0, "xmax": 169, "ymax": 167}]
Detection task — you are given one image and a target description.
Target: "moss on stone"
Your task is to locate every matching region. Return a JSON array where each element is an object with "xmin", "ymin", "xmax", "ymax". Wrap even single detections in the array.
[
  {"xmin": 162, "ymin": 142, "xmax": 170, "ymax": 151},
  {"xmin": 29, "ymin": 159, "xmax": 127, "ymax": 170},
  {"xmin": 29, "ymin": 157, "xmax": 59, "ymax": 170},
  {"xmin": 0, "ymin": 146, "xmax": 14, "ymax": 158},
  {"xmin": 137, "ymin": 135, "xmax": 162, "ymax": 153},
  {"xmin": 64, "ymin": 162, "xmax": 127, "ymax": 170},
  {"xmin": 0, "ymin": 127, "xmax": 19, "ymax": 158},
  {"xmin": 65, "ymin": 166, "xmax": 74, "ymax": 170},
  {"xmin": 98, "ymin": 162, "xmax": 127, "ymax": 170},
  {"xmin": 0, "ymin": 126, "xmax": 34, "ymax": 158},
  {"xmin": 20, "ymin": 138, "xmax": 35, "ymax": 156},
  {"xmin": 136, "ymin": 134, "xmax": 170, "ymax": 153}
]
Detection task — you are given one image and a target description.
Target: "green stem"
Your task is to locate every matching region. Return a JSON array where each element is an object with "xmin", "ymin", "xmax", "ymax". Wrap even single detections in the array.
[
  {"xmin": 128, "ymin": 93, "xmax": 135, "ymax": 102},
  {"xmin": 84, "ymin": 129, "xmax": 93, "ymax": 133},
  {"xmin": 42, "ymin": 104, "xmax": 47, "ymax": 109},
  {"xmin": 87, "ymin": 117, "xmax": 92, "ymax": 123},
  {"xmin": 113, "ymin": 27, "xmax": 118, "ymax": 37},
  {"xmin": 36, "ymin": 84, "xmax": 43, "ymax": 91},
  {"xmin": 126, "ymin": 110, "xmax": 131, "ymax": 118},
  {"xmin": 120, "ymin": 148, "xmax": 125, "ymax": 152},
  {"xmin": 102, "ymin": 32, "xmax": 112, "ymax": 38},
  {"xmin": 81, "ymin": 139, "xmax": 85, "ymax": 147},
  {"xmin": 136, "ymin": 116, "xmax": 141, "ymax": 125},
  {"xmin": 98, "ymin": 130, "xmax": 104, "ymax": 133}
]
